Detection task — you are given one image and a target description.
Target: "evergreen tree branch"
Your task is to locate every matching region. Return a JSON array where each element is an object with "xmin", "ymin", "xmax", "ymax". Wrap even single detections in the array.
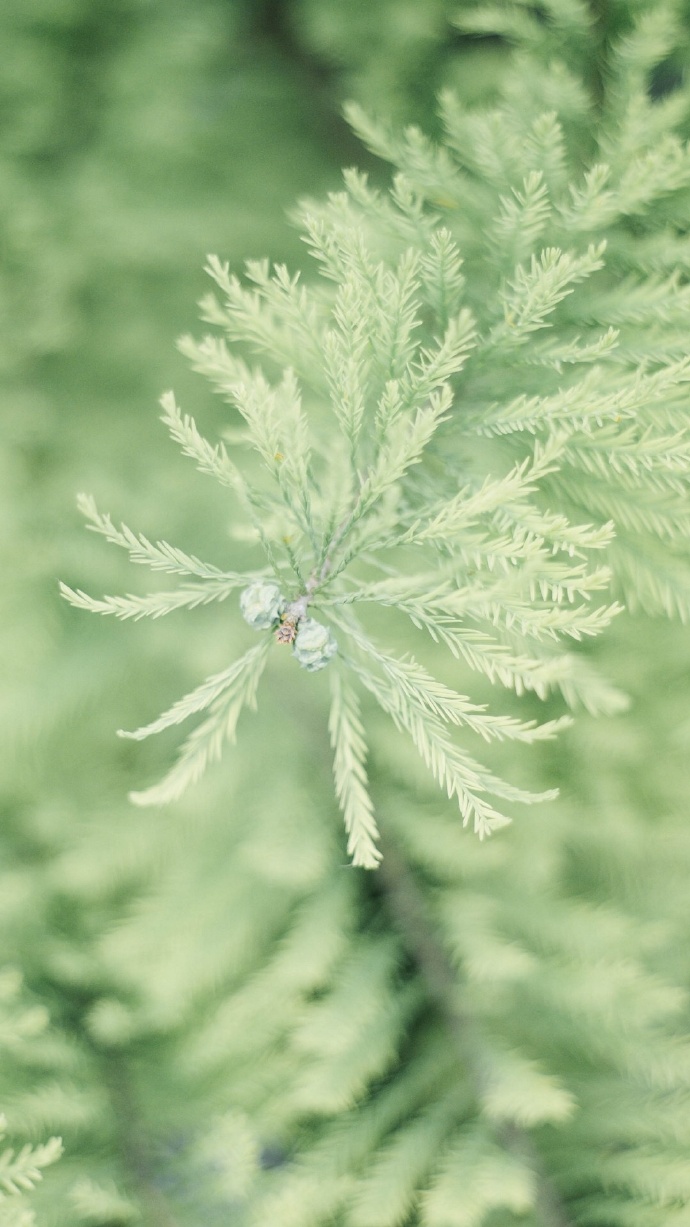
[
  {"xmin": 76, "ymin": 494, "xmax": 236, "ymax": 580},
  {"xmin": 127, "ymin": 637, "xmax": 271, "ymax": 805},
  {"xmin": 59, "ymin": 576, "xmax": 256, "ymax": 621},
  {"xmin": 328, "ymin": 665, "xmax": 382, "ymax": 870}
]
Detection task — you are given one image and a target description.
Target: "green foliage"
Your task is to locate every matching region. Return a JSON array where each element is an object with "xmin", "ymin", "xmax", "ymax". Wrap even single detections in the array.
[
  {"xmin": 0, "ymin": 973, "xmax": 62, "ymax": 1225},
  {"xmin": 7, "ymin": 2, "xmax": 690, "ymax": 1226},
  {"xmin": 65, "ymin": 0, "xmax": 690, "ymax": 866}
]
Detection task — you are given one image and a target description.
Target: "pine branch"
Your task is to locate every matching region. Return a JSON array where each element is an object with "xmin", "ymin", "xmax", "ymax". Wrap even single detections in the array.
[
  {"xmin": 76, "ymin": 494, "xmax": 236, "ymax": 580},
  {"xmin": 496, "ymin": 242, "xmax": 607, "ymax": 342},
  {"xmin": 335, "ymin": 614, "xmax": 559, "ymax": 839},
  {"xmin": 159, "ymin": 391, "xmax": 247, "ymax": 493},
  {"xmin": 118, "ymin": 640, "xmax": 270, "ymax": 742},
  {"xmin": 328, "ymin": 666, "xmax": 381, "ymax": 869},
  {"xmin": 201, "ymin": 253, "xmax": 326, "ymax": 384},
  {"xmin": 65, "ymin": 8, "xmax": 690, "ymax": 842},
  {"xmin": 59, "ymin": 575, "xmax": 255, "ymax": 621},
  {"xmin": 127, "ymin": 638, "xmax": 271, "ymax": 805}
]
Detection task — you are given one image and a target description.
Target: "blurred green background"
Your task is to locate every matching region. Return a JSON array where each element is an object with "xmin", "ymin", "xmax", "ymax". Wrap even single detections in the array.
[{"xmin": 5, "ymin": 3, "xmax": 690, "ymax": 1223}]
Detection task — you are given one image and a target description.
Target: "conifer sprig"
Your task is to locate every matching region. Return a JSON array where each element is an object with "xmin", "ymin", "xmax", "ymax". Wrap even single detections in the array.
[
  {"xmin": 328, "ymin": 666, "xmax": 381, "ymax": 870},
  {"xmin": 59, "ymin": 576, "xmax": 254, "ymax": 621},
  {"xmin": 73, "ymin": 493, "xmax": 238, "ymax": 579},
  {"xmin": 0, "ymin": 1132, "xmax": 62, "ymax": 1201},
  {"xmin": 127, "ymin": 638, "xmax": 271, "ymax": 807},
  {"xmin": 63, "ymin": 0, "xmax": 690, "ymax": 862}
]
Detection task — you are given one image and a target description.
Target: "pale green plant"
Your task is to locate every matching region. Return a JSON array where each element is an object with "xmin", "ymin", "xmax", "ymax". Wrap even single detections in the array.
[
  {"xmin": 51, "ymin": 7, "xmax": 690, "ymax": 1223},
  {"xmin": 62, "ymin": 3, "xmax": 690, "ymax": 866}
]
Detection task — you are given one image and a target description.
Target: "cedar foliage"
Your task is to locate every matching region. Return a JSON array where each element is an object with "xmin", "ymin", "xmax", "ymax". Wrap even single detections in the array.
[{"xmin": 7, "ymin": 1, "xmax": 690, "ymax": 1224}]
